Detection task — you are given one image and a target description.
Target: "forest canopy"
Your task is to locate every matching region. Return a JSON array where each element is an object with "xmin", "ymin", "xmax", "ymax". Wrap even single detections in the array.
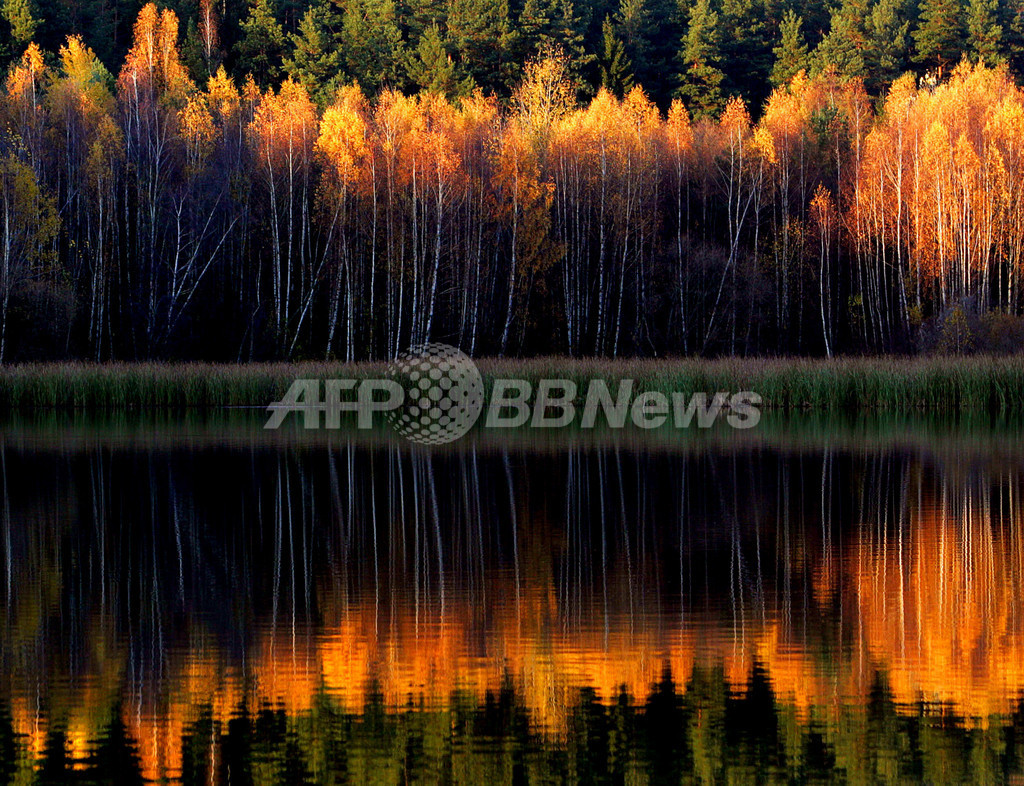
[
  {"xmin": 5, "ymin": 0, "xmax": 1024, "ymax": 109},
  {"xmin": 1, "ymin": 0, "xmax": 1024, "ymax": 359}
]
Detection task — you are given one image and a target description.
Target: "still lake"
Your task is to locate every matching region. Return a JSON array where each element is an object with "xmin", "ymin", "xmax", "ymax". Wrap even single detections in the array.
[{"xmin": 2, "ymin": 412, "xmax": 1024, "ymax": 783}]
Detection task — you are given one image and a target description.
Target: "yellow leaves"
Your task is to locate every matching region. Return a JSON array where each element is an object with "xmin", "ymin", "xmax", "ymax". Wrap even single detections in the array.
[
  {"xmin": 810, "ymin": 185, "xmax": 835, "ymax": 228},
  {"xmin": 86, "ymin": 115, "xmax": 124, "ymax": 186},
  {"xmin": 155, "ymin": 8, "xmax": 191, "ymax": 98},
  {"xmin": 884, "ymin": 74, "xmax": 918, "ymax": 122},
  {"xmin": 751, "ymin": 127, "xmax": 776, "ymax": 165},
  {"xmin": 0, "ymin": 153, "xmax": 59, "ymax": 266},
  {"xmin": 369, "ymin": 90, "xmax": 471, "ymax": 198},
  {"xmin": 206, "ymin": 67, "xmax": 240, "ymax": 123},
  {"xmin": 5, "ymin": 42, "xmax": 45, "ymax": 107},
  {"xmin": 580, "ymin": 88, "xmax": 617, "ymax": 139},
  {"xmin": 494, "ymin": 121, "xmax": 539, "ymax": 197},
  {"xmin": 787, "ymin": 69, "xmax": 808, "ymax": 94},
  {"xmin": 48, "ymin": 36, "xmax": 115, "ymax": 126},
  {"xmin": 621, "ymin": 86, "xmax": 659, "ymax": 144},
  {"xmin": 922, "ymin": 118, "xmax": 952, "ymax": 169},
  {"xmin": 4, "ymin": 42, "xmax": 46, "ymax": 158},
  {"xmin": 493, "ymin": 121, "xmax": 557, "ymax": 277},
  {"xmin": 554, "ymin": 87, "xmax": 660, "ymax": 180},
  {"xmin": 760, "ymin": 86, "xmax": 803, "ymax": 153},
  {"xmin": 317, "ymin": 87, "xmax": 369, "ymax": 192},
  {"xmin": 512, "ymin": 49, "xmax": 574, "ymax": 145},
  {"xmin": 454, "ymin": 91, "xmax": 498, "ymax": 143},
  {"xmin": 242, "ymin": 74, "xmax": 260, "ymax": 108},
  {"xmin": 178, "ymin": 93, "xmax": 215, "ymax": 172},
  {"xmin": 373, "ymin": 89, "xmax": 419, "ymax": 159},
  {"xmin": 118, "ymin": 3, "xmax": 194, "ymax": 104},
  {"xmin": 856, "ymin": 60, "xmax": 1024, "ymax": 289},
  {"xmin": 60, "ymin": 36, "xmax": 104, "ymax": 88},
  {"xmin": 17, "ymin": 41, "xmax": 43, "ymax": 79},
  {"xmin": 718, "ymin": 97, "xmax": 750, "ymax": 139},
  {"xmin": 663, "ymin": 100, "xmax": 693, "ymax": 151},
  {"xmin": 249, "ymin": 78, "xmax": 318, "ymax": 172}
]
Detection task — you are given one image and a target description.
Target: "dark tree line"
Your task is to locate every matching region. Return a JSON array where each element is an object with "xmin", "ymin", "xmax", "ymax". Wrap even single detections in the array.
[{"xmin": 7, "ymin": 0, "xmax": 1024, "ymax": 110}]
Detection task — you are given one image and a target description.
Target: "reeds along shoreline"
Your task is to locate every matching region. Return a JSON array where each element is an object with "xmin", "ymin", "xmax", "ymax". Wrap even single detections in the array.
[{"xmin": 0, "ymin": 356, "xmax": 1022, "ymax": 411}]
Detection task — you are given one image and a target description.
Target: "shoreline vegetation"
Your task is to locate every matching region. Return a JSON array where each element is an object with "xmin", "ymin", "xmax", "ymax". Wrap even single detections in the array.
[{"xmin": 2, "ymin": 355, "xmax": 1024, "ymax": 411}]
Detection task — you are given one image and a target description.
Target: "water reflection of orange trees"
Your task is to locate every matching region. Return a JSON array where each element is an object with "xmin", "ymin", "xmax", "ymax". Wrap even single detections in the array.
[
  {"xmin": 849, "ymin": 470, "xmax": 1024, "ymax": 720},
  {"xmin": 8, "ymin": 458, "xmax": 1024, "ymax": 780}
]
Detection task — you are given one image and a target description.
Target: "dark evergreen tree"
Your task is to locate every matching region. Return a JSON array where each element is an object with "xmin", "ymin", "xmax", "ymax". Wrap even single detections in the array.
[
  {"xmin": 864, "ymin": 0, "xmax": 911, "ymax": 92},
  {"xmin": 340, "ymin": 0, "xmax": 407, "ymax": 92},
  {"xmin": 814, "ymin": 0, "xmax": 869, "ymax": 77},
  {"xmin": 184, "ymin": 18, "xmax": 207, "ymax": 81},
  {"xmin": 402, "ymin": 0, "xmax": 447, "ymax": 43},
  {"xmin": 236, "ymin": 0, "xmax": 286, "ymax": 87},
  {"xmin": 407, "ymin": 19, "xmax": 475, "ymax": 95},
  {"xmin": 448, "ymin": 0, "xmax": 517, "ymax": 93},
  {"xmin": 771, "ymin": 10, "xmax": 808, "ymax": 86},
  {"xmin": 719, "ymin": 0, "xmax": 778, "ymax": 112},
  {"xmin": 614, "ymin": 0, "xmax": 680, "ymax": 105},
  {"xmin": 285, "ymin": 0, "xmax": 343, "ymax": 105},
  {"xmin": 913, "ymin": 0, "xmax": 966, "ymax": 73},
  {"xmin": 598, "ymin": 14, "xmax": 634, "ymax": 95},
  {"xmin": 518, "ymin": 0, "xmax": 593, "ymax": 90},
  {"xmin": 616, "ymin": 0, "xmax": 649, "ymax": 77},
  {"xmin": 677, "ymin": 0, "xmax": 726, "ymax": 116},
  {"xmin": 967, "ymin": 0, "xmax": 1003, "ymax": 61}
]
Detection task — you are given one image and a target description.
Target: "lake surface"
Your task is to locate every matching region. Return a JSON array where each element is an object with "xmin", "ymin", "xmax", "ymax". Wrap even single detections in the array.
[{"xmin": 2, "ymin": 413, "xmax": 1024, "ymax": 783}]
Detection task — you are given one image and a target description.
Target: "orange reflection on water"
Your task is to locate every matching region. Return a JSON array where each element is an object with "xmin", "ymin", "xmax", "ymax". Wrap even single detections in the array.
[
  {"xmin": 851, "ymin": 485, "xmax": 1024, "ymax": 720},
  {"xmin": 11, "ymin": 473, "xmax": 1024, "ymax": 782}
]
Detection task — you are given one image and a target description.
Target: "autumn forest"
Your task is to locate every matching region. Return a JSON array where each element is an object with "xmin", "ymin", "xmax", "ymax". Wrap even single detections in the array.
[{"xmin": 2, "ymin": 0, "xmax": 1024, "ymax": 359}]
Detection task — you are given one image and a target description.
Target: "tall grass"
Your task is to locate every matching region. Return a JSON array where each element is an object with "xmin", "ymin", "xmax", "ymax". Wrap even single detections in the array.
[
  {"xmin": 1, "ymin": 356, "xmax": 1023, "ymax": 411},
  {"xmin": 0, "ymin": 362, "xmax": 387, "ymax": 409},
  {"xmin": 479, "ymin": 356, "xmax": 1024, "ymax": 411}
]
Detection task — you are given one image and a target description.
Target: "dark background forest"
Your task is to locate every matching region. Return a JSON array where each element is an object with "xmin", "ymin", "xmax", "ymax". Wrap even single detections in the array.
[
  {"xmin": 4, "ymin": 0, "xmax": 1021, "ymax": 109},
  {"xmin": 0, "ymin": 0, "xmax": 1022, "ymax": 360}
]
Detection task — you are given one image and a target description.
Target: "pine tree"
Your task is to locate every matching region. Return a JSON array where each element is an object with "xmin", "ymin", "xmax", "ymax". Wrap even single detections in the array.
[
  {"xmin": 403, "ymin": 0, "xmax": 446, "ymax": 42},
  {"xmin": 913, "ymin": 0, "xmax": 966, "ymax": 73},
  {"xmin": 864, "ymin": 0, "xmax": 910, "ymax": 92},
  {"xmin": 598, "ymin": 15, "xmax": 634, "ymax": 97},
  {"xmin": 285, "ymin": 0, "xmax": 343, "ymax": 106},
  {"xmin": 406, "ymin": 20, "xmax": 475, "ymax": 96},
  {"xmin": 553, "ymin": 0, "xmax": 594, "ymax": 94},
  {"xmin": 66, "ymin": 0, "xmax": 120, "ymax": 70},
  {"xmin": 236, "ymin": 0, "xmax": 286, "ymax": 88},
  {"xmin": 340, "ymin": 0, "xmax": 407, "ymax": 92},
  {"xmin": 719, "ymin": 0, "xmax": 776, "ymax": 113},
  {"xmin": 517, "ymin": 0, "xmax": 592, "ymax": 89},
  {"xmin": 617, "ymin": 0, "xmax": 682, "ymax": 106},
  {"xmin": 967, "ymin": 0, "xmax": 1002, "ymax": 62},
  {"xmin": 2, "ymin": 0, "xmax": 36, "ymax": 47},
  {"xmin": 771, "ymin": 10, "xmax": 808, "ymax": 86},
  {"xmin": 448, "ymin": 0, "xmax": 516, "ymax": 94},
  {"xmin": 519, "ymin": 0, "xmax": 556, "ymax": 46},
  {"xmin": 677, "ymin": 0, "xmax": 725, "ymax": 117},
  {"xmin": 617, "ymin": 0, "xmax": 649, "ymax": 78},
  {"xmin": 814, "ymin": 0, "xmax": 869, "ymax": 77}
]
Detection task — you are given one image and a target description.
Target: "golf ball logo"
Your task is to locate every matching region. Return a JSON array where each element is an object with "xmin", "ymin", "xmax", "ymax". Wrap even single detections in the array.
[{"xmin": 386, "ymin": 343, "xmax": 484, "ymax": 444}]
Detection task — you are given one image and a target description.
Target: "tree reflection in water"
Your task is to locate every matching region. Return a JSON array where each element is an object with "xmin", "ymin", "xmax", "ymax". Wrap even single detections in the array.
[{"xmin": 0, "ymin": 432, "xmax": 1023, "ymax": 782}]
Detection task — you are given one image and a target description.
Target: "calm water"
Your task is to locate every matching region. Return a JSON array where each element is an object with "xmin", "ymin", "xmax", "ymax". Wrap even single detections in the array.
[{"xmin": 3, "ymin": 414, "xmax": 1024, "ymax": 783}]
